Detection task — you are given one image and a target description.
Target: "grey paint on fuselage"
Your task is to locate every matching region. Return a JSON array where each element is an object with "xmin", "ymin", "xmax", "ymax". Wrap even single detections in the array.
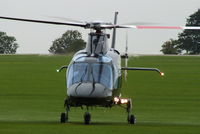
[{"xmin": 66, "ymin": 49, "xmax": 122, "ymax": 99}]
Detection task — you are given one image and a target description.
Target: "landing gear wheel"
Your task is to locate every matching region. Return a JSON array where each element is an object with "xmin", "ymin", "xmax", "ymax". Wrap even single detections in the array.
[
  {"xmin": 84, "ymin": 112, "xmax": 91, "ymax": 125},
  {"xmin": 60, "ymin": 112, "xmax": 68, "ymax": 123},
  {"xmin": 128, "ymin": 114, "xmax": 136, "ymax": 124}
]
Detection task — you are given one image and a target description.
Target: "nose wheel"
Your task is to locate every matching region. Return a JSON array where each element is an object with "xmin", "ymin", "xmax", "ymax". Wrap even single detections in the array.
[{"xmin": 84, "ymin": 112, "xmax": 91, "ymax": 124}]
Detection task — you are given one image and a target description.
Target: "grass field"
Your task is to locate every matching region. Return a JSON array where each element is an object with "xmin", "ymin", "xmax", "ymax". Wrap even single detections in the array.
[{"xmin": 0, "ymin": 55, "xmax": 200, "ymax": 134}]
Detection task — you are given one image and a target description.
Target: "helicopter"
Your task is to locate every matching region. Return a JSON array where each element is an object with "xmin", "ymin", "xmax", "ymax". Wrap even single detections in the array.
[{"xmin": 0, "ymin": 12, "xmax": 200, "ymax": 125}]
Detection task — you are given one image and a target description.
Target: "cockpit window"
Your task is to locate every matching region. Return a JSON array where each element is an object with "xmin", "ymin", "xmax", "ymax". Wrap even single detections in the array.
[
  {"xmin": 91, "ymin": 63, "xmax": 113, "ymax": 89},
  {"xmin": 67, "ymin": 63, "xmax": 88, "ymax": 87},
  {"xmin": 67, "ymin": 62, "xmax": 113, "ymax": 89}
]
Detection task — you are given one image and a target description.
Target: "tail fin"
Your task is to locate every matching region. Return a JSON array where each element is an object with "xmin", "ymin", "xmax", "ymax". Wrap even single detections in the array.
[{"xmin": 111, "ymin": 12, "xmax": 118, "ymax": 49}]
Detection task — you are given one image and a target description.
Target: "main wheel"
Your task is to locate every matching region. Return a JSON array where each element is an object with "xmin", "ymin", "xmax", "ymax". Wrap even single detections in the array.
[
  {"xmin": 128, "ymin": 114, "xmax": 136, "ymax": 124},
  {"xmin": 60, "ymin": 112, "xmax": 68, "ymax": 123},
  {"xmin": 84, "ymin": 112, "xmax": 91, "ymax": 124}
]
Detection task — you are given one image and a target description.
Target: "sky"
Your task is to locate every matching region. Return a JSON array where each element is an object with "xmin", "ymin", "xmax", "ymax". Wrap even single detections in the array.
[{"xmin": 0, "ymin": 0, "xmax": 200, "ymax": 54}]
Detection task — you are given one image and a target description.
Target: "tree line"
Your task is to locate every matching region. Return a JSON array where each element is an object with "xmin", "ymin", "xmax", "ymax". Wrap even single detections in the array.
[
  {"xmin": 161, "ymin": 9, "xmax": 200, "ymax": 55},
  {"xmin": 1, "ymin": 9, "xmax": 200, "ymax": 55},
  {"xmin": 0, "ymin": 30, "xmax": 86, "ymax": 54}
]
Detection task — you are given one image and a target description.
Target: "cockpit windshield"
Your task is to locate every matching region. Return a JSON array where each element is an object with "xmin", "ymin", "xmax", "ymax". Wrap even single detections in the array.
[{"xmin": 67, "ymin": 62, "xmax": 113, "ymax": 89}]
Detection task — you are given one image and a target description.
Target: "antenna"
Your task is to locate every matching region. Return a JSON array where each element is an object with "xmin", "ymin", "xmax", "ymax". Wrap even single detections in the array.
[
  {"xmin": 125, "ymin": 31, "xmax": 128, "ymax": 54},
  {"xmin": 124, "ymin": 31, "xmax": 128, "ymax": 81},
  {"xmin": 111, "ymin": 12, "xmax": 118, "ymax": 49}
]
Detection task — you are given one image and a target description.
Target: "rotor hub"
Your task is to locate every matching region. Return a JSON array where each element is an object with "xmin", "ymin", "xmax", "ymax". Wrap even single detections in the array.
[{"xmin": 85, "ymin": 22, "xmax": 113, "ymax": 30}]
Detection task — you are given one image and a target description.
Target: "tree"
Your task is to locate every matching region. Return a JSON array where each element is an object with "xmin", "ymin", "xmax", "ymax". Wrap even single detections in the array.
[
  {"xmin": 160, "ymin": 39, "xmax": 181, "ymax": 54},
  {"xmin": 49, "ymin": 30, "xmax": 86, "ymax": 54},
  {"xmin": 177, "ymin": 9, "xmax": 200, "ymax": 54},
  {"xmin": 0, "ymin": 31, "xmax": 19, "ymax": 54}
]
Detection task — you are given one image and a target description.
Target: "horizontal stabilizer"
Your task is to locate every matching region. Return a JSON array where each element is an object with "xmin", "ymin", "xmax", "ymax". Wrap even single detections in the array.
[{"xmin": 121, "ymin": 67, "xmax": 164, "ymax": 76}]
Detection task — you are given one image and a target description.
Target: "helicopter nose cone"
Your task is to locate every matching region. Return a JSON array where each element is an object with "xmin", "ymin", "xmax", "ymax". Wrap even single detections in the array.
[{"xmin": 67, "ymin": 83, "xmax": 112, "ymax": 97}]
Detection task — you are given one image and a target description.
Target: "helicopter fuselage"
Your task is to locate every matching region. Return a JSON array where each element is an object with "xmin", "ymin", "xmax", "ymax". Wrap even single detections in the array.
[{"xmin": 66, "ymin": 49, "xmax": 122, "ymax": 107}]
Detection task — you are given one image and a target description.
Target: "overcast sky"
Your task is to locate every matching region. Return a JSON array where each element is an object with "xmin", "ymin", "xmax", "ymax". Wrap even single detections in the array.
[{"xmin": 0, "ymin": 0, "xmax": 199, "ymax": 54}]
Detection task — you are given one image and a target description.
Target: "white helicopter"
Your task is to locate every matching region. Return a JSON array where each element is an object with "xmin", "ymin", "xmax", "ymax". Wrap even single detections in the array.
[{"xmin": 0, "ymin": 12, "xmax": 199, "ymax": 124}]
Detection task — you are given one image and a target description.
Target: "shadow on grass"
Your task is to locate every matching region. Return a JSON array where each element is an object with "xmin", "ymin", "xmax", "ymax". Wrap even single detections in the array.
[
  {"xmin": 136, "ymin": 121, "xmax": 200, "ymax": 127},
  {"xmin": 0, "ymin": 120, "xmax": 58, "ymax": 125},
  {"xmin": 68, "ymin": 121, "xmax": 129, "ymax": 126},
  {"xmin": 0, "ymin": 120, "xmax": 130, "ymax": 126},
  {"xmin": 0, "ymin": 120, "xmax": 200, "ymax": 127},
  {"xmin": 67, "ymin": 121, "xmax": 200, "ymax": 127}
]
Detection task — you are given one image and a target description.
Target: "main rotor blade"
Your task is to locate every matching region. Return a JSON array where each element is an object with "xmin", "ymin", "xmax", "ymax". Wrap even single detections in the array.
[
  {"xmin": 0, "ymin": 16, "xmax": 86, "ymax": 27},
  {"xmin": 1, "ymin": 15, "xmax": 200, "ymax": 30},
  {"xmin": 116, "ymin": 25, "xmax": 200, "ymax": 30},
  {"xmin": 46, "ymin": 16, "xmax": 85, "ymax": 23},
  {"xmin": 135, "ymin": 25, "xmax": 200, "ymax": 29},
  {"xmin": 182, "ymin": 26, "xmax": 200, "ymax": 30}
]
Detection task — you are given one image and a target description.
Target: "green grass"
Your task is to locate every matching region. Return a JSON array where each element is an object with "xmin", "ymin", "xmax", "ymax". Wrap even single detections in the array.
[{"xmin": 0, "ymin": 55, "xmax": 200, "ymax": 134}]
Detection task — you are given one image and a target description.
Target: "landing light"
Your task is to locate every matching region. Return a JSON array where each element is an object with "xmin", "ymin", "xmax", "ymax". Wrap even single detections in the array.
[
  {"xmin": 114, "ymin": 97, "xmax": 120, "ymax": 103},
  {"xmin": 114, "ymin": 97, "xmax": 129, "ymax": 104},
  {"xmin": 120, "ymin": 99, "xmax": 128, "ymax": 104},
  {"xmin": 56, "ymin": 69, "xmax": 60, "ymax": 72}
]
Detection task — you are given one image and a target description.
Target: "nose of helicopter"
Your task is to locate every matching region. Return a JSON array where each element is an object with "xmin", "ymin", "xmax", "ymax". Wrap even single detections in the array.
[{"xmin": 67, "ymin": 83, "xmax": 112, "ymax": 98}]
